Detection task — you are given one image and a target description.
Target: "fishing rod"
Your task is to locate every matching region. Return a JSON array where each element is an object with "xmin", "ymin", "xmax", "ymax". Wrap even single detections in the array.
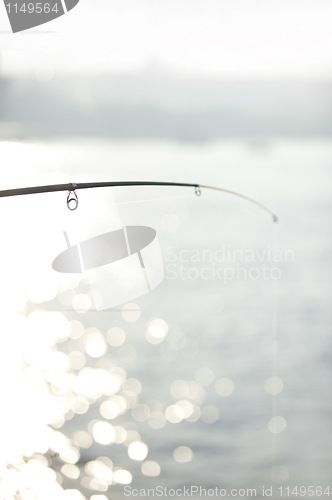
[{"xmin": 0, "ymin": 181, "xmax": 278, "ymax": 222}]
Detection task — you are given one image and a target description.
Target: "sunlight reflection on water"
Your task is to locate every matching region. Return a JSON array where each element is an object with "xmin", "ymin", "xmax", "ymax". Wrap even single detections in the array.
[{"xmin": 0, "ymin": 138, "xmax": 331, "ymax": 498}]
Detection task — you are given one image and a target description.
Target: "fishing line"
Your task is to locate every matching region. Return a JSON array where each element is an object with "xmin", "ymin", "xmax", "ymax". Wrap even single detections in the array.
[
  {"xmin": 199, "ymin": 184, "xmax": 278, "ymax": 223},
  {"xmin": 195, "ymin": 193, "xmax": 272, "ymax": 223},
  {"xmin": 271, "ymin": 219, "xmax": 279, "ymax": 481}
]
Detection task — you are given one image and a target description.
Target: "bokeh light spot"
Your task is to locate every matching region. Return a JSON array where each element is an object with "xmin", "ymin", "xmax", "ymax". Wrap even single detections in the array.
[
  {"xmin": 146, "ymin": 318, "xmax": 168, "ymax": 344},
  {"xmin": 93, "ymin": 422, "xmax": 115, "ymax": 445},
  {"xmin": 215, "ymin": 378, "xmax": 234, "ymax": 397},
  {"xmin": 72, "ymin": 431, "xmax": 93, "ymax": 449},
  {"xmin": 141, "ymin": 461, "xmax": 161, "ymax": 477},
  {"xmin": 268, "ymin": 416, "xmax": 287, "ymax": 434},
  {"xmin": 113, "ymin": 469, "xmax": 132, "ymax": 485},
  {"xmin": 272, "ymin": 465, "xmax": 289, "ymax": 483},
  {"xmin": 107, "ymin": 327, "xmax": 126, "ymax": 346},
  {"xmin": 122, "ymin": 303, "xmax": 141, "ymax": 322},
  {"xmin": 165, "ymin": 405, "xmax": 184, "ymax": 423},
  {"xmin": 61, "ymin": 464, "xmax": 80, "ymax": 479},
  {"xmin": 72, "ymin": 294, "xmax": 91, "ymax": 313},
  {"xmin": 265, "ymin": 376, "xmax": 283, "ymax": 395},
  {"xmin": 128, "ymin": 441, "xmax": 148, "ymax": 461},
  {"xmin": 86, "ymin": 338, "xmax": 107, "ymax": 358},
  {"xmin": 173, "ymin": 446, "xmax": 194, "ymax": 463}
]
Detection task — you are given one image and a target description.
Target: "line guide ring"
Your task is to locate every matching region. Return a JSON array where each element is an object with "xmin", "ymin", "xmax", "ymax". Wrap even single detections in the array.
[{"xmin": 67, "ymin": 186, "xmax": 78, "ymax": 211}]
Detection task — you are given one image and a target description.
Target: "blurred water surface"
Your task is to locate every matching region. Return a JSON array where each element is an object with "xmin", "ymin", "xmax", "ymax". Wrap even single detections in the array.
[{"xmin": 0, "ymin": 137, "xmax": 331, "ymax": 499}]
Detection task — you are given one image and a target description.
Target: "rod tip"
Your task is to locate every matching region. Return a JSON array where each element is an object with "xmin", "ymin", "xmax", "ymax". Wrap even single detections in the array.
[{"xmin": 273, "ymin": 214, "xmax": 279, "ymax": 223}]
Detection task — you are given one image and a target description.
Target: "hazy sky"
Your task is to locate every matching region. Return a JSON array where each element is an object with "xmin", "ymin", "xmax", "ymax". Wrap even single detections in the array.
[{"xmin": 1, "ymin": 0, "xmax": 332, "ymax": 79}]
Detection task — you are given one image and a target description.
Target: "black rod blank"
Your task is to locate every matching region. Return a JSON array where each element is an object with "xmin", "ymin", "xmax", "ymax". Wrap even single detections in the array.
[
  {"xmin": 0, "ymin": 180, "xmax": 278, "ymax": 222},
  {"xmin": 0, "ymin": 181, "xmax": 199, "ymax": 198}
]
